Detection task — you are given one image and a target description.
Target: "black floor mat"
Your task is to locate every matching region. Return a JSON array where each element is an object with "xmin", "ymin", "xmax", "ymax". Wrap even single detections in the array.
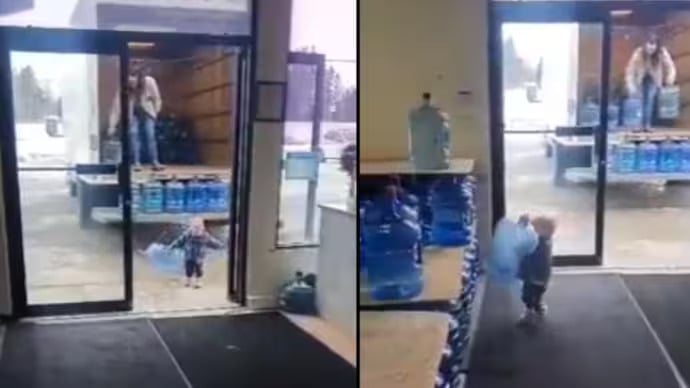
[
  {"xmin": 153, "ymin": 312, "xmax": 356, "ymax": 388},
  {"xmin": 466, "ymin": 274, "xmax": 680, "ymax": 388},
  {"xmin": 0, "ymin": 319, "xmax": 187, "ymax": 388},
  {"xmin": 623, "ymin": 274, "xmax": 690, "ymax": 384}
]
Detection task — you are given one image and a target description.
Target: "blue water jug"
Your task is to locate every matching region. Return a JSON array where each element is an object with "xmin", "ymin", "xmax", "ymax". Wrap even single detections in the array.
[
  {"xmin": 165, "ymin": 178, "xmax": 185, "ymax": 213},
  {"xmin": 408, "ymin": 94, "xmax": 451, "ymax": 170},
  {"xmin": 130, "ymin": 182, "xmax": 142, "ymax": 212},
  {"xmin": 614, "ymin": 142, "xmax": 637, "ymax": 173},
  {"xmin": 637, "ymin": 141, "xmax": 659, "ymax": 173},
  {"xmin": 489, "ymin": 217, "xmax": 538, "ymax": 286},
  {"xmin": 185, "ymin": 178, "xmax": 207, "ymax": 213},
  {"xmin": 579, "ymin": 100, "xmax": 599, "ymax": 126},
  {"xmin": 623, "ymin": 97, "xmax": 643, "ymax": 128},
  {"xmin": 659, "ymin": 139, "xmax": 682, "ymax": 173},
  {"xmin": 429, "ymin": 176, "xmax": 470, "ymax": 246},
  {"xmin": 142, "ymin": 180, "xmax": 164, "ymax": 213},
  {"xmin": 207, "ymin": 179, "xmax": 230, "ymax": 212},
  {"xmin": 608, "ymin": 104, "xmax": 620, "ymax": 130},
  {"xmin": 362, "ymin": 191, "xmax": 423, "ymax": 301},
  {"xmin": 658, "ymin": 86, "xmax": 680, "ymax": 119},
  {"xmin": 681, "ymin": 141, "xmax": 690, "ymax": 172}
]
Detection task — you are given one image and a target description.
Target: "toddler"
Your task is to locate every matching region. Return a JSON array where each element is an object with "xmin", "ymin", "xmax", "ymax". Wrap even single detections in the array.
[
  {"xmin": 171, "ymin": 217, "xmax": 224, "ymax": 288},
  {"xmin": 517, "ymin": 215, "xmax": 556, "ymax": 325}
]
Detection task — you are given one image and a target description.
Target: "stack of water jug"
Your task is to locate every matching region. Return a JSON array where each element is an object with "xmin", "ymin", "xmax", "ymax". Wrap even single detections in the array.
[
  {"xmin": 130, "ymin": 176, "xmax": 231, "ymax": 214},
  {"xmin": 612, "ymin": 138, "xmax": 690, "ymax": 174},
  {"xmin": 360, "ymin": 176, "xmax": 475, "ymax": 301}
]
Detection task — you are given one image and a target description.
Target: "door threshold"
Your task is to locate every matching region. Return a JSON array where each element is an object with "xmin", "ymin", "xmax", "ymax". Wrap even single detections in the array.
[{"xmin": 21, "ymin": 305, "xmax": 269, "ymax": 324}]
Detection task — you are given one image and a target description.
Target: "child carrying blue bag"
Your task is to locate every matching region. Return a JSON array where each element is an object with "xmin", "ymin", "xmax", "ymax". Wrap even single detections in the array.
[
  {"xmin": 489, "ymin": 214, "xmax": 557, "ymax": 326},
  {"xmin": 145, "ymin": 217, "xmax": 225, "ymax": 288}
]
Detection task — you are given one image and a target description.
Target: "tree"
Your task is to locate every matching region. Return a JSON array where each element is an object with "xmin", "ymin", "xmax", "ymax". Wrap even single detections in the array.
[
  {"xmin": 502, "ymin": 37, "xmax": 535, "ymax": 89},
  {"xmin": 12, "ymin": 65, "xmax": 59, "ymax": 122}
]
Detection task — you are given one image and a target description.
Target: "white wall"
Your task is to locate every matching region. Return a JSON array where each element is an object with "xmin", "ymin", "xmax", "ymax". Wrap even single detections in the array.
[
  {"xmin": 246, "ymin": 0, "xmax": 321, "ymax": 308},
  {"xmin": 360, "ymin": 0, "xmax": 492, "ymax": 249}
]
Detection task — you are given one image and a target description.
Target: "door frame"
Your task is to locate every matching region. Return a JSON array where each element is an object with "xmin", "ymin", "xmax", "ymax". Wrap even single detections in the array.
[
  {"xmin": 273, "ymin": 51, "xmax": 326, "ymax": 249},
  {"xmin": 0, "ymin": 27, "xmax": 255, "ymax": 317},
  {"xmin": 489, "ymin": 1, "xmax": 690, "ymax": 266}
]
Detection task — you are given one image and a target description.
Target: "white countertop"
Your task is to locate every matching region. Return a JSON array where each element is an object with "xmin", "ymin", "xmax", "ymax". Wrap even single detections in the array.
[
  {"xmin": 360, "ymin": 159, "xmax": 474, "ymax": 175},
  {"xmin": 319, "ymin": 202, "xmax": 355, "ymax": 217}
]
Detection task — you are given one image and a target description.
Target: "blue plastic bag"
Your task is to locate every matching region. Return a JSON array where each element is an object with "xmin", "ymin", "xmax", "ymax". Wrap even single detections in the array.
[
  {"xmin": 488, "ymin": 218, "xmax": 538, "ymax": 286},
  {"xmin": 145, "ymin": 242, "xmax": 187, "ymax": 275}
]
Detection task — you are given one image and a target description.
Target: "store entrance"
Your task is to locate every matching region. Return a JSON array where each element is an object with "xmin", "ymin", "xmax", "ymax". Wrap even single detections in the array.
[
  {"xmin": 1, "ymin": 28, "xmax": 253, "ymax": 317},
  {"xmin": 491, "ymin": 1, "xmax": 690, "ymax": 269}
]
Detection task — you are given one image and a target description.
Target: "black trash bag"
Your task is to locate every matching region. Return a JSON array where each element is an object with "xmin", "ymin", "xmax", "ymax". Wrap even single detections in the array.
[{"xmin": 278, "ymin": 271, "xmax": 318, "ymax": 315}]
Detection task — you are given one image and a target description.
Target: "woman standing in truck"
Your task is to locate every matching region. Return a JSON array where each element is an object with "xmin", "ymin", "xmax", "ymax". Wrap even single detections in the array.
[
  {"xmin": 109, "ymin": 67, "xmax": 163, "ymax": 170},
  {"xmin": 625, "ymin": 33, "xmax": 677, "ymax": 130}
]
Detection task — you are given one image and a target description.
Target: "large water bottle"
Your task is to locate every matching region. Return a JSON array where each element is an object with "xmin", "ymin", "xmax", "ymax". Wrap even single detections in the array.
[
  {"xmin": 658, "ymin": 86, "xmax": 680, "ymax": 119},
  {"xmin": 637, "ymin": 141, "xmax": 659, "ymax": 173},
  {"xmin": 623, "ymin": 97, "xmax": 643, "ymax": 128},
  {"xmin": 130, "ymin": 182, "xmax": 142, "ymax": 213},
  {"xmin": 614, "ymin": 142, "xmax": 637, "ymax": 173},
  {"xmin": 408, "ymin": 93, "xmax": 451, "ymax": 170},
  {"xmin": 608, "ymin": 104, "xmax": 621, "ymax": 130},
  {"xmin": 659, "ymin": 139, "xmax": 682, "ymax": 173},
  {"xmin": 142, "ymin": 180, "xmax": 164, "ymax": 213},
  {"xmin": 165, "ymin": 177, "xmax": 185, "ymax": 213},
  {"xmin": 185, "ymin": 178, "xmax": 206, "ymax": 213},
  {"xmin": 429, "ymin": 176, "xmax": 470, "ymax": 246},
  {"xmin": 680, "ymin": 141, "xmax": 690, "ymax": 172},
  {"xmin": 579, "ymin": 100, "xmax": 599, "ymax": 126},
  {"xmin": 207, "ymin": 179, "xmax": 230, "ymax": 212},
  {"xmin": 362, "ymin": 187, "xmax": 423, "ymax": 300}
]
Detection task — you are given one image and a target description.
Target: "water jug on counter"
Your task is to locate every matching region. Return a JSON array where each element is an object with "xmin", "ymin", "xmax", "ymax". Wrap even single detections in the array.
[
  {"xmin": 658, "ymin": 86, "xmax": 680, "ymax": 120},
  {"xmin": 614, "ymin": 142, "xmax": 637, "ymax": 173},
  {"xmin": 623, "ymin": 97, "xmax": 643, "ymax": 129},
  {"xmin": 206, "ymin": 179, "xmax": 230, "ymax": 212},
  {"xmin": 165, "ymin": 178, "xmax": 185, "ymax": 213},
  {"xmin": 185, "ymin": 178, "xmax": 207, "ymax": 213},
  {"xmin": 408, "ymin": 93, "xmax": 451, "ymax": 170},
  {"xmin": 125, "ymin": 182, "xmax": 142, "ymax": 212},
  {"xmin": 681, "ymin": 141, "xmax": 690, "ymax": 172},
  {"xmin": 659, "ymin": 139, "xmax": 682, "ymax": 173},
  {"xmin": 362, "ymin": 186, "xmax": 423, "ymax": 300},
  {"xmin": 429, "ymin": 176, "xmax": 471, "ymax": 246},
  {"xmin": 142, "ymin": 180, "xmax": 164, "ymax": 213},
  {"xmin": 637, "ymin": 141, "xmax": 659, "ymax": 173},
  {"xmin": 579, "ymin": 100, "xmax": 599, "ymax": 127},
  {"xmin": 608, "ymin": 103, "xmax": 621, "ymax": 130}
]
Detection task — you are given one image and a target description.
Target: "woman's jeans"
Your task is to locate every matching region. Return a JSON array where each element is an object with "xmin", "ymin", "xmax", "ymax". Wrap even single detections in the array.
[
  {"xmin": 130, "ymin": 112, "xmax": 159, "ymax": 165},
  {"xmin": 641, "ymin": 76, "xmax": 659, "ymax": 130}
]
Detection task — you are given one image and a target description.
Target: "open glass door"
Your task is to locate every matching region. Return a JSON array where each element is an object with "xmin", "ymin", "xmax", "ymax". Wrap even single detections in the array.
[
  {"xmin": 275, "ymin": 52, "xmax": 327, "ymax": 248},
  {"xmin": 0, "ymin": 30, "xmax": 132, "ymax": 316},
  {"xmin": 491, "ymin": 5, "xmax": 611, "ymax": 265}
]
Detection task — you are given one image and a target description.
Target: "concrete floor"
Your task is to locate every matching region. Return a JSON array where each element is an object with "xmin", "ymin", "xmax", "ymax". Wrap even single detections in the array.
[
  {"xmin": 505, "ymin": 133, "xmax": 690, "ymax": 268},
  {"xmin": 18, "ymin": 163, "xmax": 348, "ymax": 311}
]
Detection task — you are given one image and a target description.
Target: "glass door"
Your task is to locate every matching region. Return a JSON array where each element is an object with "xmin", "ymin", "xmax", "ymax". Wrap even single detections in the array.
[
  {"xmin": 492, "ymin": 15, "xmax": 610, "ymax": 265},
  {"xmin": 604, "ymin": 6, "xmax": 690, "ymax": 268},
  {"xmin": 275, "ymin": 52, "xmax": 328, "ymax": 247},
  {"xmin": 0, "ymin": 31, "xmax": 132, "ymax": 316}
]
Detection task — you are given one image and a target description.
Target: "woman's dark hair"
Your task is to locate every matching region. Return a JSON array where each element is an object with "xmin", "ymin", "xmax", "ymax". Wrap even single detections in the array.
[
  {"xmin": 339, "ymin": 143, "xmax": 356, "ymax": 177},
  {"xmin": 644, "ymin": 33, "xmax": 663, "ymax": 66}
]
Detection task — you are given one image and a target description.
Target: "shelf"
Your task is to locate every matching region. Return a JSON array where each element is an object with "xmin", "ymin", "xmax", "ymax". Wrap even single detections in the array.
[
  {"xmin": 360, "ymin": 311, "xmax": 449, "ymax": 388},
  {"xmin": 360, "ymin": 159, "xmax": 474, "ymax": 175},
  {"xmin": 359, "ymin": 247, "xmax": 464, "ymax": 307}
]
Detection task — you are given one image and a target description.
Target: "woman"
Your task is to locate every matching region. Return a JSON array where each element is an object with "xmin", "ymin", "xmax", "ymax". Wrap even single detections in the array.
[
  {"xmin": 109, "ymin": 69, "xmax": 163, "ymax": 170},
  {"xmin": 625, "ymin": 33, "xmax": 677, "ymax": 130}
]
